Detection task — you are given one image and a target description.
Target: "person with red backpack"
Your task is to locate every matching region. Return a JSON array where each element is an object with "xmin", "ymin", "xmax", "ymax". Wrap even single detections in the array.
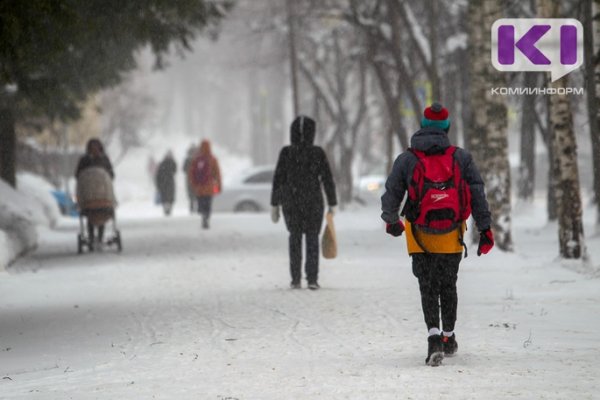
[
  {"xmin": 188, "ymin": 140, "xmax": 221, "ymax": 229},
  {"xmin": 381, "ymin": 103, "xmax": 494, "ymax": 367}
]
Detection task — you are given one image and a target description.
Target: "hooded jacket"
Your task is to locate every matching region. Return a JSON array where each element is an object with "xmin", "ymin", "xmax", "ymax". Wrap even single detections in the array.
[
  {"xmin": 188, "ymin": 140, "xmax": 222, "ymax": 198},
  {"xmin": 381, "ymin": 127, "xmax": 491, "ymax": 254},
  {"xmin": 156, "ymin": 154, "xmax": 177, "ymax": 203},
  {"xmin": 271, "ymin": 116, "xmax": 337, "ymax": 233},
  {"xmin": 75, "ymin": 139, "xmax": 114, "ymax": 179}
]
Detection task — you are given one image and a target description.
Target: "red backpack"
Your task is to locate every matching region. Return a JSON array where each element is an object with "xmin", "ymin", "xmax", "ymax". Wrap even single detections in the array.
[{"xmin": 403, "ymin": 146, "xmax": 471, "ymax": 234}]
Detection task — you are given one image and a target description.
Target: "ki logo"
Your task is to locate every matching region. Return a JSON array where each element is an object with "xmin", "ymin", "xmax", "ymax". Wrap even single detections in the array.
[{"xmin": 491, "ymin": 19, "xmax": 583, "ymax": 82}]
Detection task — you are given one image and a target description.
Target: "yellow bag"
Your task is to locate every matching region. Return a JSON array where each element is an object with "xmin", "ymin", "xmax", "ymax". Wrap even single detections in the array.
[{"xmin": 321, "ymin": 212, "xmax": 337, "ymax": 259}]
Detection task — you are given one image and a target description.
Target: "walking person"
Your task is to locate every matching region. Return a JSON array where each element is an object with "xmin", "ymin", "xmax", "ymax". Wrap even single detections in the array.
[
  {"xmin": 155, "ymin": 150, "xmax": 177, "ymax": 216},
  {"xmin": 183, "ymin": 145, "xmax": 197, "ymax": 214},
  {"xmin": 75, "ymin": 138, "xmax": 115, "ymax": 249},
  {"xmin": 188, "ymin": 140, "xmax": 221, "ymax": 229},
  {"xmin": 380, "ymin": 103, "xmax": 494, "ymax": 366},
  {"xmin": 271, "ymin": 115, "xmax": 337, "ymax": 290}
]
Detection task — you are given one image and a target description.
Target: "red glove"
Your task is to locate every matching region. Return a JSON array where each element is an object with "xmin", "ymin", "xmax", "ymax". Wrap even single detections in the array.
[
  {"xmin": 386, "ymin": 221, "xmax": 405, "ymax": 237},
  {"xmin": 477, "ymin": 229, "xmax": 494, "ymax": 256}
]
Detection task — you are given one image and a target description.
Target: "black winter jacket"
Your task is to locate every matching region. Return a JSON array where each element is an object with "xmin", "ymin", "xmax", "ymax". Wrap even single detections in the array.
[
  {"xmin": 381, "ymin": 127, "xmax": 491, "ymax": 232},
  {"xmin": 156, "ymin": 156, "xmax": 177, "ymax": 203},
  {"xmin": 75, "ymin": 155, "xmax": 114, "ymax": 179},
  {"xmin": 271, "ymin": 116, "xmax": 337, "ymax": 233}
]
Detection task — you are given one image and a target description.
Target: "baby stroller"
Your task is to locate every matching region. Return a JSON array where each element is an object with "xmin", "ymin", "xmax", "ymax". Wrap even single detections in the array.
[{"xmin": 76, "ymin": 167, "xmax": 122, "ymax": 253}]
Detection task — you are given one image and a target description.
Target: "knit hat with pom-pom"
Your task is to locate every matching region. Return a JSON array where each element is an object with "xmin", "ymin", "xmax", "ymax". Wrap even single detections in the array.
[{"xmin": 421, "ymin": 102, "xmax": 450, "ymax": 130}]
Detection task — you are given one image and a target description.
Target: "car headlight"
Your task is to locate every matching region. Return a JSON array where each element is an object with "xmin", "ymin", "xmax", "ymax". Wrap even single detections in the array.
[{"xmin": 366, "ymin": 182, "xmax": 381, "ymax": 192}]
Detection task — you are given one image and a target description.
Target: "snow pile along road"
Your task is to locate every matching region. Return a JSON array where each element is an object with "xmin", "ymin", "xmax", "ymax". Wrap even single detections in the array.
[{"xmin": 0, "ymin": 174, "xmax": 61, "ymax": 271}]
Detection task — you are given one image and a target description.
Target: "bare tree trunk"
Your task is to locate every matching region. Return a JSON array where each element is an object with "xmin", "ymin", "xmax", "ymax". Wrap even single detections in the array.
[
  {"xmin": 517, "ymin": 72, "xmax": 539, "ymax": 201},
  {"xmin": 370, "ymin": 60, "xmax": 409, "ymax": 151},
  {"xmin": 550, "ymin": 76, "xmax": 586, "ymax": 258},
  {"xmin": 286, "ymin": 0, "xmax": 300, "ymax": 116},
  {"xmin": 459, "ymin": 48, "xmax": 472, "ymax": 149},
  {"xmin": 542, "ymin": 0, "xmax": 586, "ymax": 259},
  {"xmin": 590, "ymin": 0, "xmax": 600, "ymax": 224},
  {"xmin": 427, "ymin": 0, "xmax": 441, "ymax": 101},
  {"xmin": 0, "ymin": 105, "xmax": 16, "ymax": 187},
  {"xmin": 386, "ymin": 124, "xmax": 394, "ymax": 173},
  {"xmin": 467, "ymin": 0, "xmax": 513, "ymax": 251},
  {"xmin": 545, "ymin": 90, "xmax": 559, "ymax": 221}
]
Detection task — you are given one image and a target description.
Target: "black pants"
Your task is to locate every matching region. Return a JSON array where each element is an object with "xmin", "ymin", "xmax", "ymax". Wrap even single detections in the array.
[
  {"xmin": 197, "ymin": 196, "xmax": 213, "ymax": 221},
  {"xmin": 188, "ymin": 194, "xmax": 196, "ymax": 213},
  {"xmin": 162, "ymin": 202, "xmax": 173, "ymax": 216},
  {"xmin": 412, "ymin": 253, "xmax": 461, "ymax": 332},
  {"xmin": 88, "ymin": 224, "xmax": 104, "ymax": 243},
  {"xmin": 289, "ymin": 230, "xmax": 319, "ymax": 284}
]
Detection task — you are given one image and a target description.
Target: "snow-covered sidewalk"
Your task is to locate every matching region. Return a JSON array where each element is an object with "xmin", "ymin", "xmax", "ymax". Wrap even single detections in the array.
[{"xmin": 0, "ymin": 206, "xmax": 598, "ymax": 399}]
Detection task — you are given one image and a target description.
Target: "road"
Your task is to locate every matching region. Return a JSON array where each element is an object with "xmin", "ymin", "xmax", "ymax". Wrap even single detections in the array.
[{"xmin": 0, "ymin": 207, "xmax": 598, "ymax": 399}]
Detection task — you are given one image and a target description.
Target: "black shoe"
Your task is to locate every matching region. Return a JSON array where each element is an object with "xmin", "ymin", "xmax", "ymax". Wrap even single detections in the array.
[
  {"xmin": 442, "ymin": 333, "xmax": 458, "ymax": 356},
  {"xmin": 202, "ymin": 219, "xmax": 209, "ymax": 229},
  {"xmin": 290, "ymin": 281, "xmax": 301, "ymax": 289},
  {"xmin": 307, "ymin": 282, "xmax": 320, "ymax": 290},
  {"xmin": 425, "ymin": 334, "xmax": 444, "ymax": 366}
]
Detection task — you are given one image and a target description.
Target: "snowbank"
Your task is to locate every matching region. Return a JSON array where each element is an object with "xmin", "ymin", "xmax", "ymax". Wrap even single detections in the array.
[{"xmin": 0, "ymin": 173, "xmax": 61, "ymax": 271}]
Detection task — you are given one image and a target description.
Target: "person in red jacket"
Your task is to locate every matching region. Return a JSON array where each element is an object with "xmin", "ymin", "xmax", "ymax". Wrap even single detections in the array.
[{"xmin": 188, "ymin": 140, "xmax": 221, "ymax": 229}]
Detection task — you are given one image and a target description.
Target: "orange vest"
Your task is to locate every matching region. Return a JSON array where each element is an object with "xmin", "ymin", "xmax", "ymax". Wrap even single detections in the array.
[{"xmin": 405, "ymin": 220, "xmax": 465, "ymax": 255}]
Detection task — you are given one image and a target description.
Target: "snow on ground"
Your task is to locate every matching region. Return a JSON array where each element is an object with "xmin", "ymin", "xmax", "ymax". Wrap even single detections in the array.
[
  {"xmin": 0, "ymin": 200, "xmax": 599, "ymax": 399},
  {"xmin": 0, "ymin": 173, "xmax": 60, "ymax": 270}
]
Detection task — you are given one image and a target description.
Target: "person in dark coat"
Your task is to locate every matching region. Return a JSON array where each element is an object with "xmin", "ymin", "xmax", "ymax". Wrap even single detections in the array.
[
  {"xmin": 183, "ymin": 145, "xmax": 197, "ymax": 214},
  {"xmin": 271, "ymin": 115, "xmax": 337, "ymax": 290},
  {"xmin": 75, "ymin": 138, "xmax": 114, "ymax": 249},
  {"xmin": 75, "ymin": 138, "xmax": 114, "ymax": 179},
  {"xmin": 155, "ymin": 150, "xmax": 177, "ymax": 216},
  {"xmin": 381, "ymin": 103, "xmax": 494, "ymax": 366}
]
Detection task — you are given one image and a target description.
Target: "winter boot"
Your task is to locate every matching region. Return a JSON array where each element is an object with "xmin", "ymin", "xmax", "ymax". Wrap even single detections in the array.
[
  {"xmin": 307, "ymin": 282, "xmax": 320, "ymax": 290},
  {"xmin": 425, "ymin": 334, "xmax": 444, "ymax": 366},
  {"xmin": 442, "ymin": 333, "xmax": 458, "ymax": 356}
]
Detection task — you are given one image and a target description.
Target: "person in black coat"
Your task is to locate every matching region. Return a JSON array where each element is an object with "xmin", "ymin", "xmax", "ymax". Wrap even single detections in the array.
[
  {"xmin": 182, "ymin": 145, "xmax": 197, "ymax": 214},
  {"xmin": 155, "ymin": 150, "xmax": 177, "ymax": 216},
  {"xmin": 271, "ymin": 115, "xmax": 337, "ymax": 290},
  {"xmin": 75, "ymin": 138, "xmax": 114, "ymax": 179},
  {"xmin": 75, "ymin": 138, "xmax": 114, "ymax": 248}
]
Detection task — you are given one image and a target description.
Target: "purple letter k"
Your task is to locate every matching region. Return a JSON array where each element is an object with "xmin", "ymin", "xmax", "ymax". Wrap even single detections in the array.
[{"xmin": 515, "ymin": 25, "xmax": 551, "ymax": 65}]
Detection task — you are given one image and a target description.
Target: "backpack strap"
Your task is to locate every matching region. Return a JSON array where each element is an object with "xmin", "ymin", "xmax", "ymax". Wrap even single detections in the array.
[
  {"xmin": 411, "ymin": 224, "xmax": 431, "ymax": 255},
  {"xmin": 458, "ymin": 225, "xmax": 468, "ymax": 258},
  {"xmin": 445, "ymin": 145, "xmax": 457, "ymax": 156},
  {"xmin": 408, "ymin": 148, "xmax": 425, "ymax": 160},
  {"xmin": 414, "ymin": 224, "xmax": 468, "ymax": 257}
]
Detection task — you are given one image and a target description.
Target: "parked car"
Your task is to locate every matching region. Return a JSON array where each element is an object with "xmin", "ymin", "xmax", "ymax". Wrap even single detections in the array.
[
  {"xmin": 214, "ymin": 165, "xmax": 274, "ymax": 213},
  {"xmin": 354, "ymin": 174, "xmax": 386, "ymax": 206}
]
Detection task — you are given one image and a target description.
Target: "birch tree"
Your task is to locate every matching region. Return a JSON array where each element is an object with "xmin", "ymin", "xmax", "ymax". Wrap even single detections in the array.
[
  {"xmin": 296, "ymin": 12, "xmax": 369, "ymax": 204},
  {"xmin": 541, "ymin": 0, "xmax": 586, "ymax": 259},
  {"xmin": 590, "ymin": 0, "xmax": 600, "ymax": 225},
  {"xmin": 467, "ymin": 0, "xmax": 513, "ymax": 250},
  {"xmin": 517, "ymin": 72, "xmax": 539, "ymax": 201}
]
